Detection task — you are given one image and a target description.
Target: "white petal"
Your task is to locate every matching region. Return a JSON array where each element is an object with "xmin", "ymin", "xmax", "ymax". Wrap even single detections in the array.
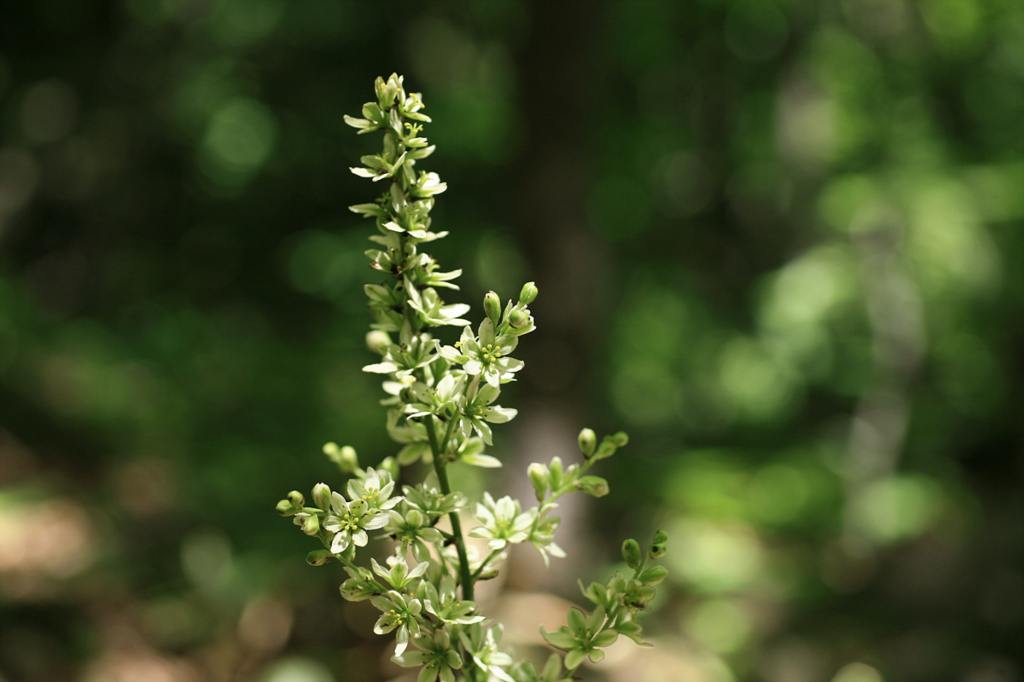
[{"xmin": 331, "ymin": 532, "xmax": 350, "ymax": 553}]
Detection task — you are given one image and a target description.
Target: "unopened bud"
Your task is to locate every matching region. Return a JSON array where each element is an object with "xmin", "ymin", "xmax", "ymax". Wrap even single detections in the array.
[
  {"xmin": 379, "ymin": 456, "xmax": 400, "ymax": 481},
  {"xmin": 405, "ymin": 508, "xmax": 423, "ymax": 527},
  {"xmin": 648, "ymin": 543, "xmax": 667, "ymax": 559},
  {"xmin": 276, "ymin": 499, "xmax": 296, "ymax": 516},
  {"xmin": 519, "ymin": 281, "xmax": 538, "ymax": 304},
  {"xmin": 610, "ymin": 431, "xmax": 629, "ymax": 447},
  {"xmin": 508, "ymin": 308, "xmax": 529, "ymax": 329},
  {"xmin": 577, "ymin": 475, "xmax": 609, "ymax": 498},
  {"xmin": 578, "ymin": 428, "xmax": 597, "ymax": 458},
  {"xmin": 483, "ymin": 291, "xmax": 501, "ymax": 325},
  {"xmin": 325, "ymin": 443, "xmax": 359, "ymax": 473},
  {"xmin": 301, "ymin": 514, "xmax": 320, "ymax": 536},
  {"xmin": 312, "ymin": 483, "xmax": 331, "ymax": 510},
  {"xmin": 593, "ymin": 439, "xmax": 617, "ymax": 461},
  {"xmin": 340, "ymin": 577, "xmax": 376, "ymax": 602},
  {"xmin": 638, "ymin": 565, "xmax": 668, "ymax": 585},
  {"xmin": 366, "ymin": 330, "xmax": 391, "ymax": 355},
  {"xmin": 528, "ymin": 463, "xmax": 549, "ymax": 501},
  {"xmin": 288, "ymin": 490, "xmax": 305, "ymax": 508},
  {"xmin": 548, "ymin": 457, "xmax": 564, "ymax": 490},
  {"xmin": 306, "ymin": 549, "xmax": 334, "ymax": 566},
  {"xmin": 653, "ymin": 529, "xmax": 669, "ymax": 545},
  {"xmin": 622, "ymin": 539, "xmax": 642, "ymax": 569}
]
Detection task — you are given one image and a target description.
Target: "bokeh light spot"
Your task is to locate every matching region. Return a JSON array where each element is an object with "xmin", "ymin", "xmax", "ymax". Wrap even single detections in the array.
[
  {"xmin": 760, "ymin": 245, "xmax": 856, "ymax": 329},
  {"xmin": 611, "ymin": 358, "xmax": 678, "ymax": 426},
  {"xmin": 199, "ymin": 97, "xmax": 277, "ymax": 186},
  {"xmin": 685, "ymin": 598, "xmax": 753, "ymax": 653},
  {"xmin": 669, "ymin": 520, "xmax": 763, "ymax": 593},
  {"xmin": 260, "ymin": 657, "xmax": 335, "ymax": 682},
  {"xmin": 853, "ymin": 475, "xmax": 943, "ymax": 544},
  {"xmin": 181, "ymin": 528, "xmax": 232, "ymax": 592},
  {"xmin": 919, "ymin": 0, "xmax": 982, "ymax": 54},
  {"xmin": 208, "ymin": 0, "xmax": 286, "ymax": 47},
  {"xmin": 831, "ymin": 662, "xmax": 884, "ymax": 682},
  {"xmin": 717, "ymin": 336, "xmax": 798, "ymax": 422},
  {"xmin": 747, "ymin": 464, "xmax": 810, "ymax": 524},
  {"xmin": 908, "ymin": 179, "xmax": 999, "ymax": 292}
]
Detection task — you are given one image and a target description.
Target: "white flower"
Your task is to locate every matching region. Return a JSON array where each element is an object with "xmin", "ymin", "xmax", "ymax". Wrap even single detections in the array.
[
  {"xmin": 469, "ymin": 492, "xmax": 536, "ymax": 551},
  {"xmin": 324, "ymin": 491, "xmax": 390, "ymax": 554}
]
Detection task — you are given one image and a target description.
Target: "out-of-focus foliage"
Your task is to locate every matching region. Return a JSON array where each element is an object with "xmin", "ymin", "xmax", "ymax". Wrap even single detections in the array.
[{"xmin": 0, "ymin": 2, "xmax": 1020, "ymax": 682}]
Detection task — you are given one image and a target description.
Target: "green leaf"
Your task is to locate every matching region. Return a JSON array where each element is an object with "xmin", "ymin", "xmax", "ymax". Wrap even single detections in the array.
[
  {"xmin": 540, "ymin": 626, "xmax": 577, "ymax": 651},
  {"xmin": 564, "ymin": 649, "xmax": 586, "ymax": 670},
  {"xmin": 593, "ymin": 629, "xmax": 618, "ymax": 647},
  {"xmin": 566, "ymin": 608, "xmax": 587, "ymax": 637}
]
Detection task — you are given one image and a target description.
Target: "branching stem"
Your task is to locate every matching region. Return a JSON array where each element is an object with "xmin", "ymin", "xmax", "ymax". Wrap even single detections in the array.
[{"xmin": 425, "ymin": 415, "xmax": 474, "ymax": 602}]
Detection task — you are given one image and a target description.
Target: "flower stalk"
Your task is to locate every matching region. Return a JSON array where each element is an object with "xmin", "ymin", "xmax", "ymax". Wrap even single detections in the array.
[{"xmin": 277, "ymin": 73, "xmax": 667, "ymax": 682}]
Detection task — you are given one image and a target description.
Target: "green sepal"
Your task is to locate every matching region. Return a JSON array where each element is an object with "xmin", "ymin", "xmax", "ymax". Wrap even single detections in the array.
[{"xmin": 638, "ymin": 565, "xmax": 668, "ymax": 585}]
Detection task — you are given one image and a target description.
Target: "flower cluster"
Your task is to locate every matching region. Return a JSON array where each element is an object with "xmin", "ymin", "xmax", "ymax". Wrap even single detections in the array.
[{"xmin": 276, "ymin": 74, "xmax": 667, "ymax": 682}]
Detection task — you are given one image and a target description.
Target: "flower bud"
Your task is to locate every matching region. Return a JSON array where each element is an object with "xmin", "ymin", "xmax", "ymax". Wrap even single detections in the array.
[
  {"xmin": 577, "ymin": 475, "xmax": 609, "ymax": 498},
  {"xmin": 519, "ymin": 281, "xmax": 538, "ymax": 304},
  {"xmin": 528, "ymin": 463, "xmax": 549, "ymax": 501},
  {"xmin": 312, "ymin": 483, "xmax": 331, "ymax": 510},
  {"xmin": 379, "ymin": 456, "xmax": 400, "ymax": 481},
  {"xmin": 653, "ymin": 529, "xmax": 668, "ymax": 545},
  {"xmin": 340, "ymin": 577, "xmax": 376, "ymax": 602},
  {"xmin": 366, "ymin": 330, "xmax": 391, "ymax": 355},
  {"xmin": 288, "ymin": 490, "xmax": 305, "ymax": 508},
  {"xmin": 325, "ymin": 443, "xmax": 359, "ymax": 473},
  {"xmin": 610, "ymin": 431, "xmax": 629, "ymax": 447},
  {"xmin": 301, "ymin": 514, "xmax": 320, "ymax": 536},
  {"xmin": 548, "ymin": 456, "xmax": 564, "ymax": 490},
  {"xmin": 577, "ymin": 428, "xmax": 597, "ymax": 458},
  {"xmin": 593, "ymin": 439, "xmax": 617, "ymax": 461},
  {"xmin": 483, "ymin": 291, "xmax": 501, "ymax": 325},
  {"xmin": 622, "ymin": 539, "xmax": 642, "ymax": 569},
  {"xmin": 306, "ymin": 549, "xmax": 334, "ymax": 566},
  {"xmin": 508, "ymin": 308, "xmax": 529, "ymax": 329},
  {"xmin": 405, "ymin": 508, "xmax": 423, "ymax": 528},
  {"xmin": 648, "ymin": 543, "xmax": 667, "ymax": 559},
  {"xmin": 276, "ymin": 499, "xmax": 296, "ymax": 516},
  {"xmin": 638, "ymin": 565, "xmax": 668, "ymax": 585}
]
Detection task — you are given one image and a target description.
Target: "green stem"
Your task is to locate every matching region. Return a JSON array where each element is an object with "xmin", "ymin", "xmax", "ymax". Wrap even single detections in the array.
[
  {"xmin": 424, "ymin": 415, "xmax": 474, "ymax": 602},
  {"xmin": 471, "ymin": 547, "xmax": 505, "ymax": 581},
  {"xmin": 439, "ymin": 410, "xmax": 460, "ymax": 455}
]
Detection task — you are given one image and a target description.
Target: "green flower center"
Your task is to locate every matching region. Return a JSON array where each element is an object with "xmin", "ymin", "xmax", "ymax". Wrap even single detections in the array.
[{"xmin": 479, "ymin": 343, "xmax": 502, "ymax": 364}]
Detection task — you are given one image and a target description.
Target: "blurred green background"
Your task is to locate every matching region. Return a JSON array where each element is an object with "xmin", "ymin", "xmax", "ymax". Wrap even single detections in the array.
[{"xmin": 0, "ymin": 1, "xmax": 1021, "ymax": 681}]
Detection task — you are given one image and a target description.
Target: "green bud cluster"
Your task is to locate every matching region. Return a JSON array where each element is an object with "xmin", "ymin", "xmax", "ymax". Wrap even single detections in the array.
[{"xmin": 276, "ymin": 74, "xmax": 667, "ymax": 682}]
